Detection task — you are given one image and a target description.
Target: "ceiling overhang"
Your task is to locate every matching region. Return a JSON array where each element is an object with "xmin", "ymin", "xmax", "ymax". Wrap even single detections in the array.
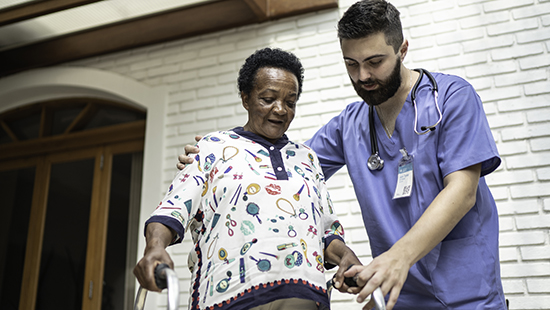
[
  {"xmin": 0, "ymin": 0, "xmax": 338, "ymax": 77},
  {"xmin": 0, "ymin": 0, "xmax": 104, "ymax": 26}
]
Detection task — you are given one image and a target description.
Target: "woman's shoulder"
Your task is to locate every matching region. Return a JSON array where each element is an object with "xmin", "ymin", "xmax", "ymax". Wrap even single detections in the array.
[
  {"xmin": 287, "ymin": 140, "xmax": 319, "ymax": 157},
  {"xmin": 198, "ymin": 129, "xmax": 245, "ymax": 145}
]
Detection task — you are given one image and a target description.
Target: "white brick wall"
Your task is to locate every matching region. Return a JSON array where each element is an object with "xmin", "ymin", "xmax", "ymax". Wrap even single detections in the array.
[{"xmin": 68, "ymin": 1, "xmax": 550, "ymax": 309}]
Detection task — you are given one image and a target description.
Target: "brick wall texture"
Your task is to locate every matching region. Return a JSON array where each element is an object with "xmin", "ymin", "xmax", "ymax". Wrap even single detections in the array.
[{"xmin": 68, "ymin": 0, "xmax": 550, "ymax": 309}]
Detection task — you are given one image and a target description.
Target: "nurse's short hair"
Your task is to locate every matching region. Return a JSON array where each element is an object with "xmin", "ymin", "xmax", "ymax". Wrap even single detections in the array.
[
  {"xmin": 338, "ymin": 0, "xmax": 404, "ymax": 53},
  {"xmin": 238, "ymin": 47, "xmax": 304, "ymax": 101}
]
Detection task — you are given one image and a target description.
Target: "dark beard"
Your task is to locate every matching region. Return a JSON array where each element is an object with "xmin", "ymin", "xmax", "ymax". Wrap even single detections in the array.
[{"xmin": 352, "ymin": 57, "xmax": 402, "ymax": 106}]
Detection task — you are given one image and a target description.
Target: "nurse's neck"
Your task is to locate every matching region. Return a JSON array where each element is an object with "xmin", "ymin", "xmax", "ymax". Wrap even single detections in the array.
[{"xmin": 375, "ymin": 68, "xmax": 418, "ymax": 137}]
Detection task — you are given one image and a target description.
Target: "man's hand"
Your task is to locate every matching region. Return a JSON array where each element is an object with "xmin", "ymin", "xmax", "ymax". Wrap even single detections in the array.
[
  {"xmin": 345, "ymin": 164, "xmax": 483, "ymax": 310},
  {"xmin": 344, "ymin": 249, "xmax": 409, "ymax": 310},
  {"xmin": 176, "ymin": 135, "xmax": 202, "ymax": 170}
]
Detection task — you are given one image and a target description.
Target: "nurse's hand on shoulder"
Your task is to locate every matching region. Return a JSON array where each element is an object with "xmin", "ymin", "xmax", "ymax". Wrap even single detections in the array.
[
  {"xmin": 176, "ymin": 135, "xmax": 203, "ymax": 170},
  {"xmin": 344, "ymin": 248, "xmax": 409, "ymax": 310}
]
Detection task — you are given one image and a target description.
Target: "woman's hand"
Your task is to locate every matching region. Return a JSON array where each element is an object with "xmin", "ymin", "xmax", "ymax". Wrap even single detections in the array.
[
  {"xmin": 324, "ymin": 239, "xmax": 362, "ymax": 293},
  {"xmin": 133, "ymin": 223, "xmax": 176, "ymax": 292},
  {"xmin": 133, "ymin": 244, "xmax": 174, "ymax": 292},
  {"xmin": 176, "ymin": 135, "xmax": 202, "ymax": 170}
]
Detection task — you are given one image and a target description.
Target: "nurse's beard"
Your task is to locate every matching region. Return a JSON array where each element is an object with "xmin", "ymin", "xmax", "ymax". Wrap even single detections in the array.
[{"xmin": 352, "ymin": 57, "xmax": 402, "ymax": 106}]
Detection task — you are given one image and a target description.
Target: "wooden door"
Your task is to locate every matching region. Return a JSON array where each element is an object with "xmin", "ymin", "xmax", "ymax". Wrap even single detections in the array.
[
  {"xmin": 0, "ymin": 142, "xmax": 143, "ymax": 310},
  {"xmin": 0, "ymin": 99, "xmax": 145, "ymax": 310}
]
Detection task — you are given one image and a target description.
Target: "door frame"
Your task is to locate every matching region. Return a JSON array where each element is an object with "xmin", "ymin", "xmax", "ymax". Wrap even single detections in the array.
[
  {"xmin": 0, "ymin": 137, "xmax": 144, "ymax": 310},
  {"xmin": 0, "ymin": 66, "xmax": 167, "ymax": 309}
]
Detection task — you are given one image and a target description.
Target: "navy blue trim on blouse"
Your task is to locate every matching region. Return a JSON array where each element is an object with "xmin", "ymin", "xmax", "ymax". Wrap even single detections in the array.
[
  {"xmin": 145, "ymin": 215, "xmax": 185, "ymax": 245},
  {"xmin": 232, "ymin": 127, "xmax": 289, "ymax": 181}
]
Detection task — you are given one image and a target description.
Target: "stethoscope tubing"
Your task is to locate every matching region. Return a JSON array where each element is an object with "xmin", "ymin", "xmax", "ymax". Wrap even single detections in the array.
[
  {"xmin": 411, "ymin": 68, "xmax": 442, "ymax": 135},
  {"xmin": 367, "ymin": 68, "xmax": 441, "ymax": 171}
]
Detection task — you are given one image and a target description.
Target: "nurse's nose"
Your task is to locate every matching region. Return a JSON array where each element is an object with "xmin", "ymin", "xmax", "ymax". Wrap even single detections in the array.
[{"xmin": 358, "ymin": 65, "xmax": 372, "ymax": 82}]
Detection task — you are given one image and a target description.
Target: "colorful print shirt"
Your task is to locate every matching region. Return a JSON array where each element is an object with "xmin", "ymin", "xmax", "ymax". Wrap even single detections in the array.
[{"xmin": 146, "ymin": 127, "xmax": 344, "ymax": 310}]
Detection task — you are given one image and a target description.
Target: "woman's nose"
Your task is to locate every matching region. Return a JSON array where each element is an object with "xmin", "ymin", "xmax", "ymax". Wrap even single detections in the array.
[{"xmin": 272, "ymin": 101, "xmax": 287, "ymax": 114}]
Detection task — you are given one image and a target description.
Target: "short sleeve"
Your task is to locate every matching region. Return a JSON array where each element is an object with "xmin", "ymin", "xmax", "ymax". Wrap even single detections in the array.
[
  {"xmin": 145, "ymin": 140, "xmax": 211, "ymax": 244},
  {"xmin": 306, "ymin": 112, "xmax": 347, "ymax": 180},
  {"xmin": 436, "ymin": 79, "xmax": 500, "ymax": 178},
  {"xmin": 306, "ymin": 149, "xmax": 344, "ymax": 247}
]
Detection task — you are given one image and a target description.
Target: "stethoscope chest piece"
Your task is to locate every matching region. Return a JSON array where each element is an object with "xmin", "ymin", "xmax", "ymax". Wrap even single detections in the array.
[
  {"xmin": 367, "ymin": 153, "xmax": 384, "ymax": 170},
  {"xmin": 368, "ymin": 104, "xmax": 385, "ymax": 171}
]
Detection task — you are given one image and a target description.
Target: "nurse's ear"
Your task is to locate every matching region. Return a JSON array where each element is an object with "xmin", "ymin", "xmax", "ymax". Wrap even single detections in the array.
[{"xmin": 399, "ymin": 40, "xmax": 409, "ymax": 61}]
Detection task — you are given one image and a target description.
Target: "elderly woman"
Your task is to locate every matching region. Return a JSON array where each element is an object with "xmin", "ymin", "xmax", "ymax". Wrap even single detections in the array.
[{"xmin": 134, "ymin": 48, "xmax": 360, "ymax": 310}]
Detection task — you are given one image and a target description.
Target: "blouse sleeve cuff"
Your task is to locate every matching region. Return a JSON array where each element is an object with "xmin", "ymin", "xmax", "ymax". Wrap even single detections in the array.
[
  {"xmin": 144, "ymin": 216, "xmax": 185, "ymax": 245},
  {"xmin": 323, "ymin": 235, "xmax": 345, "ymax": 270}
]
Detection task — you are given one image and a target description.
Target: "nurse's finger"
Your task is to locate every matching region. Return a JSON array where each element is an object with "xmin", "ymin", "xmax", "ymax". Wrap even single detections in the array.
[
  {"xmin": 184, "ymin": 144, "xmax": 200, "ymax": 156},
  {"xmin": 355, "ymin": 274, "xmax": 383, "ymax": 304},
  {"xmin": 385, "ymin": 285, "xmax": 402, "ymax": 310},
  {"xmin": 361, "ymin": 298, "xmax": 375, "ymax": 310}
]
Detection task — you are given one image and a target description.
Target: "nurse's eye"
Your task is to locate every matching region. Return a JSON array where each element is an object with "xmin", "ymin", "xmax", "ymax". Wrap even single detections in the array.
[
  {"xmin": 345, "ymin": 61, "xmax": 358, "ymax": 68},
  {"xmin": 369, "ymin": 59, "xmax": 383, "ymax": 66}
]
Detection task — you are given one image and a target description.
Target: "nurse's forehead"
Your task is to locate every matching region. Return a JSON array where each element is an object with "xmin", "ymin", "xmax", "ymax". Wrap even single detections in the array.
[{"xmin": 340, "ymin": 36, "xmax": 395, "ymax": 60}]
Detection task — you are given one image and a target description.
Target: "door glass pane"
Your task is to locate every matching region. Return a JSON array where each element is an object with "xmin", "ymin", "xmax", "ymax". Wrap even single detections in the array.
[
  {"xmin": 6, "ymin": 112, "xmax": 41, "ymax": 140},
  {"xmin": 83, "ymin": 106, "xmax": 145, "ymax": 131},
  {"xmin": 103, "ymin": 152, "xmax": 141, "ymax": 310},
  {"xmin": 0, "ymin": 167, "xmax": 35, "ymax": 310},
  {"xmin": 0, "ymin": 126, "xmax": 11, "ymax": 144},
  {"xmin": 36, "ymin": 159, "xmax": 94, "ymax": 309},
  {"xmin": 51, "ymin": 104, "xmax": 86, "ymax": 135}
]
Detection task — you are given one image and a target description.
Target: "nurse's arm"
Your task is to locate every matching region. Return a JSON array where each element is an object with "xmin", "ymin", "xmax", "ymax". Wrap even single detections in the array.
[{"xmin": 346, "ymin": 163, "xmax": 481, "ymax": 310}]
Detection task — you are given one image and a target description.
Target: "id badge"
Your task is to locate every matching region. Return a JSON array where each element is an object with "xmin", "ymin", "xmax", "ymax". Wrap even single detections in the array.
[{"xmin": 393, "ymin": 148, "xmax": 413, "ymax": 199}]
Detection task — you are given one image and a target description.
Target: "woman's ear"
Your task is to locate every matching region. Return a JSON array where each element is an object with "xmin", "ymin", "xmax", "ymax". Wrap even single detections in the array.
[{"xmin": 241, "ymin": 92, "xmax": 250, "ymax": 111}]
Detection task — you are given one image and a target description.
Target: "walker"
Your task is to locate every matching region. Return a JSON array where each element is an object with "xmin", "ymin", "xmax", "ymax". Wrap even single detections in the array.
[{"xmin": 134, "ymin": 263, "xmax": 179, "ymax": 310}]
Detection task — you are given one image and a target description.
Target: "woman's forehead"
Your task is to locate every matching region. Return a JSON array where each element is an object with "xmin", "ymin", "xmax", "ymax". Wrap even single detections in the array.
[{"xmin": 254, "ymin": 67, "xmax": 298, "ymax": 92}]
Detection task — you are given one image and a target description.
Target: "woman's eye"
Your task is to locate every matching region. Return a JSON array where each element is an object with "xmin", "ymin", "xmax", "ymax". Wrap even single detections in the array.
[
  {"xmin": 287, "ymin": 102, "xmax": 296, "ymax": 108},
  {"xmin": 262, "ymin": 97, "xmax": 274, "ymax": 103}
]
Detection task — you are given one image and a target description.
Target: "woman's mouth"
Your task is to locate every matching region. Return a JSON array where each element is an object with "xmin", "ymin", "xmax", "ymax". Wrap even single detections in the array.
[{"xmin": 268, "ymin": 119, "xmax": 284, "ymax": 125}]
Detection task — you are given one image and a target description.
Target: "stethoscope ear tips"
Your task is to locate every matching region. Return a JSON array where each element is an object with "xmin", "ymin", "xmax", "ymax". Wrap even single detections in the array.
[{"xmin": 420, "ymin": 126, "xmax": 436, "ymax": 132}]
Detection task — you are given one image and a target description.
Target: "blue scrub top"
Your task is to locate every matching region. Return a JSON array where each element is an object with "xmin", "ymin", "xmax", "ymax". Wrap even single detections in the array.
[{"xmin": 307, "ymin": 72, "xmax": 507, "ymax": 309}]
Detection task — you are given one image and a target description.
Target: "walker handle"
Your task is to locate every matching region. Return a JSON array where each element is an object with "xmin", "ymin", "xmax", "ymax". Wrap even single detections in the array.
[
  {"xmin": 155, "ymin": 263, "xmax": 180, "ymax": 310},
  {"xmin": 154, "ymin": 263, "xmax": 170, "ymax": 290},
  {"xmin": 342, "ymin": 265, "xmax": 386, "ymax": 310},
  {"xmin": 133, "ymin": 263, "xmax": 179, "ymax": 310}
]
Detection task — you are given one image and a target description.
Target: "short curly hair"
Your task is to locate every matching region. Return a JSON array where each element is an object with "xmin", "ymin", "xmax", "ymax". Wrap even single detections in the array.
[
  {"xmin": 238, "ymin": 47, "xmax": 304, "ymax": 100},
  {"xmin": 338, "ymin": 0, "xmax": 403, "ymax": 53}
]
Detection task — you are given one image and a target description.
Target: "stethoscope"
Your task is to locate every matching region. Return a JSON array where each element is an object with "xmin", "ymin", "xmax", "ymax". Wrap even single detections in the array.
[{"xmin": 367, "ymin": 68, "xmax": 442, "ymax": 171}]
